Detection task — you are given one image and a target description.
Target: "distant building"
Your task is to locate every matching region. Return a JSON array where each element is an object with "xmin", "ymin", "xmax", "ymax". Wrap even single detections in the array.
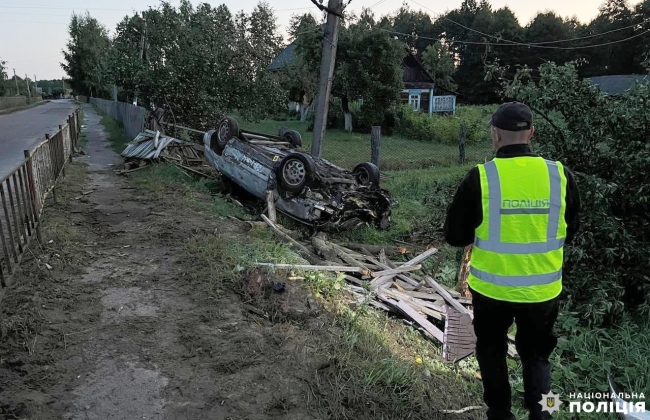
[
  {"xmin": 587, "ymin": 75, "xmax": 649, "ymax": 96},
  {"xmin": 268, "ymin": 43, "xmax": 440, "ymax": 114}
]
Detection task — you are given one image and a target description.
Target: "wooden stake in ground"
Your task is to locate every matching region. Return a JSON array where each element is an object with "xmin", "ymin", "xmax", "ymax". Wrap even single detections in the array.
[
  {"xmin": 457, "ymin": 245, "xmax": 472, "ymax": 299},
  {"xmin": 266, "ymin": 190, "xmax": 277, "ymax": 223}
]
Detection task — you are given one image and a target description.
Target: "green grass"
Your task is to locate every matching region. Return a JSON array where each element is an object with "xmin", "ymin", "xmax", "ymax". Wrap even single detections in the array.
[
  {"xmin": 238, "ymin": 117, "xmax": 492, "ymax": 170},
  {"xmin": 95, "ymin": 106, "xmax": 131, "ymax": 152},
  {"xmin": 131, "ymin": 163, "xmax": 251, "ymax": 220}
]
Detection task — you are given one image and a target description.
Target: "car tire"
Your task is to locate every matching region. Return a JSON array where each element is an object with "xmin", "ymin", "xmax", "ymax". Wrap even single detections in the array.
[
  {"xmin": 282, "ymin": 130, "xmax": 302, "ymax": 148},
  {"xmin": 353, "ymin": 162, "xmax": 381, "ymax": 189},
  {"xmin": 277, "ymin": 153, "xmax": 315, "ymax": 195},
  {"xmin": 214, "ymin": 117, "xmax": 239, "ymax": 154}
]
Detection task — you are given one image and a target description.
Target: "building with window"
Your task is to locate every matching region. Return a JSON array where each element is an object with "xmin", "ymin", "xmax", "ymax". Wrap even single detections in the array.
[{"xmin": 268, "ymin": 44, "xmax": 438, "ymax": 114}]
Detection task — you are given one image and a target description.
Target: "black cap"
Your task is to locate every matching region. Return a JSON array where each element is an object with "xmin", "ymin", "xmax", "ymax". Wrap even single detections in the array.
[{"xmin": 491, "ymin": 102, "xmax": 533, "ymax": 131}]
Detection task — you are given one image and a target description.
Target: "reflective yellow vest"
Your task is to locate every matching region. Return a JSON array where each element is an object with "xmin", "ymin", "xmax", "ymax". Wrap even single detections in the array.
[{"xmin": 468, "ymin": 156, "xmax": 568, "ymax": 303}]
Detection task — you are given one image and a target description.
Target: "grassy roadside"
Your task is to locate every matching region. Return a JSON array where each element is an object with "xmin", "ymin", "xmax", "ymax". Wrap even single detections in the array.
[
  {"xmin": 95, "ymin": 110, "xmax": 650, "ymax": 418},
  {"xmin": 97, "ymin": 110, "xmax": 486, "ymax": 418},
  {"xmin": 238, "ymin": 117, "xmax": 492, "ymax": 170},
  {"xmin": 0, "ymin": 99, "xmax": 48, "ymax": 116}
]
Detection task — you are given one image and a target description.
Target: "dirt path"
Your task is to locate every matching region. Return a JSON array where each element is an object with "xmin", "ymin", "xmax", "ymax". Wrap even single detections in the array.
[{"xmin": 0, "ymin": 105, "xmax": 332, "ymax": 420}]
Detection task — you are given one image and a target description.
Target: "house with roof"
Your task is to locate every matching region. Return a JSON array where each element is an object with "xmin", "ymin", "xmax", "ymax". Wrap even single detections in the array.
[
  {"xmin": 587, "ymin": 75, "xmax": 649, "ymax": 96},
  {"xmin": 268, "ymin": 42, "xmax": 439, "ymax": 114}
]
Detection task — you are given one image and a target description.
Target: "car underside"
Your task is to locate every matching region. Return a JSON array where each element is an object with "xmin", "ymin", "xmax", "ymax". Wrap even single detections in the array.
[{"xmin": 203, "ymin": 117, "xmax": 394, "ymax": 231}]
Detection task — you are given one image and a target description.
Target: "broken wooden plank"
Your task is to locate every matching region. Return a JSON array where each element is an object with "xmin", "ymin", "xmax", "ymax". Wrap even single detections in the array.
[
  {"xmin": 395, "ymin": 300, "xmax": 444, "ymax": 343},
  {"xmin": 364, "ymin": 255, "xmax": 420, "ymax": 287},
  {"xmin": 255, "ymin": 263, "xmax": 365, "ymax": 274},
  {"xmin": 338, "ymin": 242, "xmax": 405, "ymax": 257},
  {"xmin": 424, "ymin": 275, "xmax": 470, "ymax": 316},
  {"xmin": 401, "ymin": 290, "xmax": 444, "ymax": 301},
  {"xmin": 260, "ymin": 215, "xmax": 321, "ymax": 265},
  {"xmin": 443, "ymin": 305, "xmax": 476, "ymax": 362},
  {"xmin": 371, "ymin": 264, "xmax": 422, "ymax": 277},
  {"xmin": 371, "ymin": 247, "xmax": 438, "ymax": 289},
  {"xmin": 382, "ymin": 290, "xmax": 445, "ymax": 321},
  {"xmin": 344, "ymin": 275, "xmax": 365, "ymax": 287}
]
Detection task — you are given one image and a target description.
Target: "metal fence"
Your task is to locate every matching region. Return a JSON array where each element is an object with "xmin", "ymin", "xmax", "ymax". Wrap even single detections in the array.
[
  {"xmin": 90, "ymin": 97, "xmax": 145, "ymax": 141},
  {"xmin": 0, "ymin": 109, "xmax": 81, "ymax": 288}
]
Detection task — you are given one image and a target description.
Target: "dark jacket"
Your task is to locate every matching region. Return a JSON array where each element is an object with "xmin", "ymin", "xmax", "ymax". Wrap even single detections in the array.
[{"xmin": 444, "ymin": 144, "xmax": 580, "ymax": 247}]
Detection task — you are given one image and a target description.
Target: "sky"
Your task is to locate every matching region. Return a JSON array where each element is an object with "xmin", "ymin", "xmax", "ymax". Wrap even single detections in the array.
[{"xmin": 0, "ymin": 0, "xmax": 643, "ymax": 80}]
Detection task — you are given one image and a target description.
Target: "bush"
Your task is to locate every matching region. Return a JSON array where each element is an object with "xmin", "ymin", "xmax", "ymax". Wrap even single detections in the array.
[
  {"xmin": 392, "ymin": 104, "xmax": 494, "ymax": 145},
  {"xmin": 503, "ymin": 62, "xmax": 650, "ymax": 327}
]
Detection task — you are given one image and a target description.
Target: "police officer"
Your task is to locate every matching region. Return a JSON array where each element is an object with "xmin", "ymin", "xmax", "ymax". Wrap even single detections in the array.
[{"xmin": 444, "ymin": 102, "xmax": 580, "ymax": 420}]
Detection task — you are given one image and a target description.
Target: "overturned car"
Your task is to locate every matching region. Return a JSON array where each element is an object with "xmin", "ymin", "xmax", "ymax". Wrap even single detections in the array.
[{"xmin": 203, "ymin": 117, "xmax": 393, "ymax": 231}]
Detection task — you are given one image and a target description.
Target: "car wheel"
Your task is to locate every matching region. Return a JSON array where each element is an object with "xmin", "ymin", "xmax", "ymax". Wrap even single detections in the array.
[
  {"xmin": 353, "ymin": 162, "xmax": 381, "ymax": 189},
  {"xmin": 282, "ymin": 130, "xmax": 302, "ymax": 148},
  {"xmin": 214, "ymin": 117, "xmax": 239, "ymax": 154},
  {"xmin": 277, "ymin": 153, "xmax": 315, "ymax": 194}
]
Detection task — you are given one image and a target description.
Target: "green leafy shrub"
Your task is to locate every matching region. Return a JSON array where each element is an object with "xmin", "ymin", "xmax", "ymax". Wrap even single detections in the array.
[
  {"xmin": 503, "ymin": 62, "xmax": 650, "ymax": 326},
  {"xmin": 392, "ymin": 104, "xmax": 494, "ymax": 145}
]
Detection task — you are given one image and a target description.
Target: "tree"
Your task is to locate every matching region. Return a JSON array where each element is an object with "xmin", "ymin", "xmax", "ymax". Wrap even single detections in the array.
[
  {"xmin": 581, "ymin": 0, "xmax": 635, "ymax": 76},
  {"xmin": 385, "ymin": 5, "xmax": 437, "ymax": 55},
  {"xmin": 277, "ymin": 13, "xmax": 320, "ymax": 121},
  {"xmin": 61, "ymin": 12, "xmax": 111, "ymax": 97},
  {"xmin": 335, "ymin": 11, "xmax": 404, "ymax": 130},
  {"xmin": 421, "ymin": 42, "xmax": 457, "ymax": 92},
  {"xmin": 0, "ymin": 57, "xmax": 6, "ymax": 96}
]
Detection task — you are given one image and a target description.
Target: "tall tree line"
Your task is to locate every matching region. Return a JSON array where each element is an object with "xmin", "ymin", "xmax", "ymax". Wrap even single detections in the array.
[
  {"xmin": 396, "ymin": 0, "xmax": 650, "ymax": 103},
  {"xmin": 62, "ymin": 0, "xmax": 650, "ymax": 118},
  {"xmin": 62, "ymin": 0, "xmax": 286, "ymax": 129}
]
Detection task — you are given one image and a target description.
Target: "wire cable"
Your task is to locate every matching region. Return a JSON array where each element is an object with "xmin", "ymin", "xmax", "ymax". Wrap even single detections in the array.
[
  {"xmin": 408, "ymin": 0, "xmax": 649, "ymax": 48},
  {"xmin": 377, "ymin": 27, "xmax": 650, "ymax": 49}
]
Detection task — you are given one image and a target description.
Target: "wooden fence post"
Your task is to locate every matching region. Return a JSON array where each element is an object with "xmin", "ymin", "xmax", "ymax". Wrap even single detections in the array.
[
  {"xmin": 459, "ymin": 122, "xmax": 466, "ymax": 165},
  {"xmin": 371, "ymin": 126, "xmax": 381, "ymax": 168},
  {"xmin": 46, "ymin": 134, "xmax": 57, "ymax": 204},
  {"xmin": 23, "ymin": 150, "xmax": 42, "ymax": 244},
  {"xmin": 58, "ymin": 125, "xmax": 66, "ymax": 178}
]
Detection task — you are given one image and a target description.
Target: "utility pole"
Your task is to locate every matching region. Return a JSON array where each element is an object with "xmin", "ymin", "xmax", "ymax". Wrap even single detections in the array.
[
  {"xmin": 13, "ymin": 68, "xmax": 19, "ymax": 96},
  {"xmin": 310, "ymin": 0, "xmax": 343, "ymax": 158},
  {"xmin": 34, "ymin": 74, "xmax": 38, "ymax": 92},
  {"xmin": 134, "ymin": 11, "xmax": 147, "ymax": 106},
  {"xmin": 62, "ymin": 78, "xmax": 65, "ymax": 98},
  {"xmin": 25, "ymin": 74, "xmax": 31, "ymax": 97}
]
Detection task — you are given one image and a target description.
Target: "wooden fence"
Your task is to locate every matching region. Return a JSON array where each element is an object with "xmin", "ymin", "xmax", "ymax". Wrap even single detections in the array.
[{"xmin": 0, "ymin": 109, "xmax": 81, "ymax": 289}]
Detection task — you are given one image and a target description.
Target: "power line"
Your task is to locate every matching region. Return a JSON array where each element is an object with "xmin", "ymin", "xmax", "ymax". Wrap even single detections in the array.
[
  {"xmin": 10, "ymin": 55, "xmax": 62, "ymax": 64},
  {"xmin": 367, "ymin": 0, "xmax": 389, "ymax": 10},
  {"xmin": 0, "ymin": 11, "xmax": 127, "ymax": 17},
  {"xmin": 0, "ymin": 5, "xmax": 135, "ymax": 11},
  {"xmin": 408, "ymin": 0, "xmax": 649, "ymax": 48},
  {"xmin": 377, "ymin": 27, "xmax": 650, "ymax": 49},
  {"xmin": 275, "ymin": 6, "xmax": 319, "ymax": 12},
  {"xmin": 0, "ymin": 19, "xmax": 67, "ymax": 25}
]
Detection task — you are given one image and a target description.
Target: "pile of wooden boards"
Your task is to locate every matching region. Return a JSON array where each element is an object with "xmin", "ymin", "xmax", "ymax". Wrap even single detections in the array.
[
  {"xmin": 120, "ymin": 130, "xmax": 213, "ymax": 178},
  {"xmin": 257, "ymin": 215, "xmax": 518, "ymax": 362}
]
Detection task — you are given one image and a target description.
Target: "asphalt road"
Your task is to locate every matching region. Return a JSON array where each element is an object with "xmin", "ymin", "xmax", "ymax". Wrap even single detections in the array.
[{"xmin": 0, "ymin": 100, "xmax": 78, "ymax": 179}]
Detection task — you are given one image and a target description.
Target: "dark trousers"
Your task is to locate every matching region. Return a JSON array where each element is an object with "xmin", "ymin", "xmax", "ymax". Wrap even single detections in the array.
[{"xmin": 470, "ymin": 288, "xmax": 560, "ymax": 420}]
